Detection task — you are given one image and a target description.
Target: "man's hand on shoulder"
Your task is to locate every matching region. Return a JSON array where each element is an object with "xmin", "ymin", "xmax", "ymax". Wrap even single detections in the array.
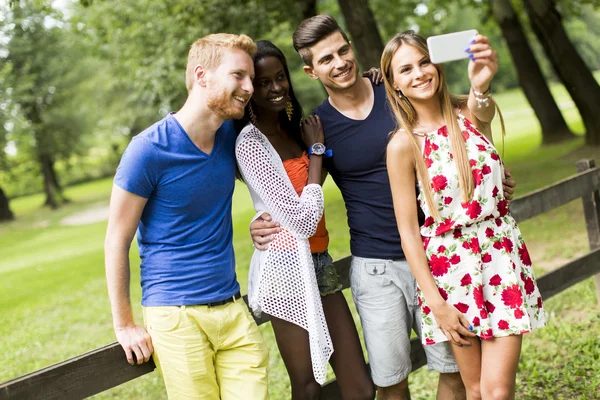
[
  {"xmin": 250, "ymin": 212, "xmax": 280, "ymax": 250},
  {"xmin": 115, "ymin": 324, "xmax": 154, "ymax": 365}
]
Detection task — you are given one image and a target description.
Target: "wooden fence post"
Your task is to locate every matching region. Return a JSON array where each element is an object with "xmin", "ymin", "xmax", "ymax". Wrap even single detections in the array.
[{"xmin": 576, "ymin": 159, "xmax": 600, "ymax": 306}]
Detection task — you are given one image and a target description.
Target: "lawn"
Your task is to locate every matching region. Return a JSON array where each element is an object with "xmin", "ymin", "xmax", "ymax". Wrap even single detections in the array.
[{"xmin": 1, "ymin": 81, "xmax": 599, "ymax": 399}]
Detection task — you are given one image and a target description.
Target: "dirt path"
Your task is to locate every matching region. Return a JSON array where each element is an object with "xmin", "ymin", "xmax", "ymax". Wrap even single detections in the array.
[{"xmin": 60, "ymin": 203, "xmax": 109, "ymax": 226}]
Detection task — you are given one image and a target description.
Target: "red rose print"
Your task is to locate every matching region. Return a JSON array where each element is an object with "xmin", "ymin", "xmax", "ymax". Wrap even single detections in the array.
[
  {"xmin": 469, "ymin": 159, "xmax": 477, "ymax": 167},
  {"xmin": 477, "ymin": 144, "xmax": 486, "ymax": 152},
  {"xmin": 460, "ymin": 273, "xmax": 472, "ymax": 286},
  {"xmin": 524, "ymin": 277, "xmax": 535, "ymax": 295},
  {"xmin": 431, "ymin": 175, "xmax": 448, "ymax": 192},
  {"xmin": 472, "ymin": 316, "xmax": 481, "ymax": 326},
  {"xmin": 482, "ymin": 253, "xmax": 492, "ymax": 263},
  {"xmin": 426, "ymin": 338, "xmax": 436, "ymax": 345},
  {"xmin": 466, "ymin": 200, "xmax": 482, "ymax": 219},
  {"xmin": 439, "ymin": 126, "xmax": 448, "ymax": 137},
  {"xmin": 423, "ymin": 306, "xmax": 431, "ymax": 315},
  {"xmin": 501, "ymin": 284, "xmax": 523, "ymax": 309},
  {"xmin": 437, "ymin": 245, "xmax": 447, "ymax": 253},
  {"xmin": 482, "ymin": 328, "xmax": 493, "ymax": 339},
  {"xmin": 424, "ymin": 140, "xmax": 432, "ymax": 157},
  {"xmin": 473, "ymin": 169, "xmax": 483, "ymax": 187},
  {"xmin": 502, "ymin": 237, "xmax": 514, "ymax": 253},
  {"xmin": 438, "ymin": 287, "xmax": 448, "ymax": 301},
  {"xmin": 498, "ymin": 320, "xmax": 510, "ymax": 330},
  {"xmin": 485, "ymin": 227, "xmax": 495, "ymax": 238},
  {"xmin": 424, "ymin": 216, "xmax": 435, "ymax": 228},
  {"xmin": 484, "ymin": 300, "xmax": 496, "ymax": 313},
  {"xmin": 435, "ymin": 218, "xmax": 455, "ymax": 235},
  {"xmin": 495, "ymin": 218, "xmax": 502, "ymax": 227},
  {"xmin": 450, "ymin": 254, "xmax": 461, "ymax": 265},
  {"xmin": 425, "ymin": 158, "xmax": 433, "ymax": 168},
  {"xmin": 491, "ymin": 152, "xmax": 499, "ymax": 161},
  {"xmin": 453, "ymin": 229, "xmax": 462, "ymax": 238},
  {"xmin": 514, "ymin": 309, "xmax": 525, "ymax": 319},
  {"xmin": 454, "ymin": 302, "xmax": 469, "ymax": 313},
  {"xmin": 492, "ymin": 186, "xmax": 499, "ymax": 197},
  {"xmin": 474, "ymin": 285, "xmax": 484, "ymax": 308},
  {"xmin": 480, "ymin": 308, "xmax": 488, "ymax": 319},
  {"xmin": 462, "ymin": 130, "xmax": 470, "ymax": 141},
  {"xmin": 537, "ymin": 296, "xmax": 543, "ymax": 309},
  {"xmin": 444, "ymin": 196, "xmax": 453, "ymax": 205},
  {"xmin": 470, "ymin": 237, "xmax": 481, "ymax": 254},
  {"xmin": 497, "ymin": 199, "xmax": 509, "ymax": 216},
  {"xmin": 430, "ymin": 254, "xmax": 450, "ymax": 277},
  {"xmin": 493, "ymin": 241, "xmax": 503, "ymax": 250},
  {"xmin": 489, "ymin": 274, "xmax": 502, "ymax": 286},
  {"xmin": 432, "ymin": 142, "xmax": 439, "ymax": 150},
  {"xmin": 482, "ymin": 165, "xmax": 492, "ymax": 175},
  {"xmin": 519, "ymin": 244, "xmax": 532, "ymax": 266},
  {"xmin": 423, "ymin": 236, "xmax": 431, "ymax": 250}
]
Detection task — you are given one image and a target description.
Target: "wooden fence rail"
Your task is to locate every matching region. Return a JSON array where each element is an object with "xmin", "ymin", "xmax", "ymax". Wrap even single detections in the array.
[{"xmin": 2, "ymin": 160, "xmax": 600, "ymax": 400}]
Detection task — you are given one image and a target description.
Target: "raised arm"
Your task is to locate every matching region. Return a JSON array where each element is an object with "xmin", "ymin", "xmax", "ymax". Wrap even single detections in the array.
[
  {"xmin": 465, "ymin": 34, "xmax": 498, "ymax": 141},
  {"xmin": 386, "ymin": 133, "xmax": 475, "ymax": 346},
  {"xmin": 104, "ymin": 184, "xmax": 153, "ymax": 365},
  {"xmin": 236, "ymin": 128, "xmax": 324, "ymax": 239}
]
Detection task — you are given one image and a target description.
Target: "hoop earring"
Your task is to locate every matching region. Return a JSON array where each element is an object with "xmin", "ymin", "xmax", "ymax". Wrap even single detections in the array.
[
  {"xmin": 248, "ymin": 102, "xmax": 257, "ymax": 125},
  {"xmin": 285, "ymin": 96, "xmax": 293, "ymax": 121}
]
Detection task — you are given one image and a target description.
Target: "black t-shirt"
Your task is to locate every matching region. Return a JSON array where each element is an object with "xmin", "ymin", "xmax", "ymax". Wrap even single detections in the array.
[{"xmin": 315, "ymin": 80, "xmax": 423, "ymax": 259}]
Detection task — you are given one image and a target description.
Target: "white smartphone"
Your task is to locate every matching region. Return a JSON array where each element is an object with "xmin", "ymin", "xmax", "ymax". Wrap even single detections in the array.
[{"xmin": 427, "ymin": 29, "xmax": 478, "ymax": 64}]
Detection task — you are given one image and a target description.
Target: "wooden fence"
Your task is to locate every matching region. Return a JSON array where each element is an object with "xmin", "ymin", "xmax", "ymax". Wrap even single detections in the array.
[{"xmin": 2, "ymin": 159, "xmax": 600, "ymax": 400}]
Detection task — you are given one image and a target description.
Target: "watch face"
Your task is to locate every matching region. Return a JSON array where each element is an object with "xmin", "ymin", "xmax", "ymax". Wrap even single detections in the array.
[{"xmin": 311, "ymin": 143, "xmax": 326, "ymax": 155}]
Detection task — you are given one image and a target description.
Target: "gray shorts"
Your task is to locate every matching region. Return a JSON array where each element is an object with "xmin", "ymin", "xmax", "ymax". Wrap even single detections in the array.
[{"xmin": 350, "ymin": 256, "xmax": 458, "ymax": 388}]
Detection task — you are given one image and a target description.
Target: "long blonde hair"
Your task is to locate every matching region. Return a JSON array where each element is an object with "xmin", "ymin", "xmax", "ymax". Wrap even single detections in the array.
[{"xmin": 381, "ymin": 31, "xmax": 492, "ymax": 220}]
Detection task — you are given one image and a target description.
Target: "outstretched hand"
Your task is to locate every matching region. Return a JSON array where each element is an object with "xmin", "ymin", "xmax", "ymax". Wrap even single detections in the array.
[
  {"xmin": 363, "ymin": 67, "xmax": 383, "ymax": 85},
  {"xmin": 466, "ymin": 34, "xmax": 498, "ymax": 92}
]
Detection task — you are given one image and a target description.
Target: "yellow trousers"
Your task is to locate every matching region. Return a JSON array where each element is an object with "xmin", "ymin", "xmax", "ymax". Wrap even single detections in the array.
[{"xmin": 143, "ymin": 300, "xmax": 269, "ymax": 399}]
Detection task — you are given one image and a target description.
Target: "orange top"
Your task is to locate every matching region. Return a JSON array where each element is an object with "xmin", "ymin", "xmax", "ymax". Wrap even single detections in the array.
[{"xmin": 282, "ymin": 152, "xmax": 329, "ymax": 253}]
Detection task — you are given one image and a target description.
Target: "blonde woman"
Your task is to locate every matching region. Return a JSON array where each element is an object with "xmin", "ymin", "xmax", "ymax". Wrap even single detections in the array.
[{"xmin": 382, "ymin": 31, "xmax": 546, "ymax": 399}]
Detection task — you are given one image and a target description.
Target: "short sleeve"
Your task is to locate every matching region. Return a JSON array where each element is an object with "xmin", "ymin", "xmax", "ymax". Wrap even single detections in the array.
[{"xmin": 114, "ymin": 136, "xmax": 157, "ymax": 198}]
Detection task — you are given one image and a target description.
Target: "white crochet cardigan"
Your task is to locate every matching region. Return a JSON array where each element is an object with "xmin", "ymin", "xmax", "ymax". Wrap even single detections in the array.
[{"xmin": 235, "ymin": 123, "xmax": 333, "ymax": 384}]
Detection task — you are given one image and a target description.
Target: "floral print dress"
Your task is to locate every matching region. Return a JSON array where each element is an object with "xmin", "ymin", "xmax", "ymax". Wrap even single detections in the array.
[{"xmin": 416, "ymin": 113, "xmax": 546, "ymax": 345}]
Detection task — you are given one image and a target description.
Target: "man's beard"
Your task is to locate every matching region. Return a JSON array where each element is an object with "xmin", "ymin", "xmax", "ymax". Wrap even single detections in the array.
[{"xmin": 206, "ymin": 80, "xmax": 245, "ymax": 120}]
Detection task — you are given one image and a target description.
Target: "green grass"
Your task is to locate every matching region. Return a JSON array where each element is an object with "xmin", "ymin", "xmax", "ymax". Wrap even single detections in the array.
[{"xmin": 2, "ymin": 81, "xmax": 600, "ymax": 399}]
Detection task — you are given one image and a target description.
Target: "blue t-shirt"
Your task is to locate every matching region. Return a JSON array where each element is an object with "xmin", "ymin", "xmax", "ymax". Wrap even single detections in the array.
[
  {"xmin": 315, "ymin": 81, "xmax": 419, "ymax": 260},
  {"xmin": 114, "ymin": 114, "xmax": 239, "ymax": 306}
]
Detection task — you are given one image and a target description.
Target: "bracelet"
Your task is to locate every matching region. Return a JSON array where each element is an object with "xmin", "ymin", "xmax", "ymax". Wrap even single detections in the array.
[
  {"xmin": 472, "ymin": 85, "xmax": 492, "ymax": 96},
  {"xmin": 472, "ymin": 85, "xmax": 492, "ymax": 108}
]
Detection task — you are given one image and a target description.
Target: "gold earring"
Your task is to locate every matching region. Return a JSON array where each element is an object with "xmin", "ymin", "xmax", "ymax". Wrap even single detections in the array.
[
  {"xmin": 248, "ymin": 103, "xmax": 257, "ymax": 125},
  {"xmin": 285, "ymin": 97, "xmax": 293, "ymax": 121}
]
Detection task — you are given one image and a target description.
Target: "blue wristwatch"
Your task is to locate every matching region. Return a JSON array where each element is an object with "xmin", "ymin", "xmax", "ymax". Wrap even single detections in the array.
[{"xmin": 308, "ymin": 143, "xmax": 333, "ymax": 158}]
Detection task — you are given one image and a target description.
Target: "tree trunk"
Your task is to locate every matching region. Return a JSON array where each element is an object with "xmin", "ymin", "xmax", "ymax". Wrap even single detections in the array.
[
  {"xmin": 0, "ymin": 186, "xmax": 14, "ymax": 221},
  {"xmin": 39, "ymin": 153, "xmax": 62, "ymax": 209},
  {"xmin": 337, "ymin": 0, "xmax": 384, "ymax": 70},
  {"xmin": 523, "ymin": 0, "xmax": 600, "ymax": 146},
  {"xmin": 490, "ymin": 0, "xmax": 573, "ymax": 144},
  {"xmin": 297, "ymin": 0, "xmax": 317, "ymax": 21}
]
